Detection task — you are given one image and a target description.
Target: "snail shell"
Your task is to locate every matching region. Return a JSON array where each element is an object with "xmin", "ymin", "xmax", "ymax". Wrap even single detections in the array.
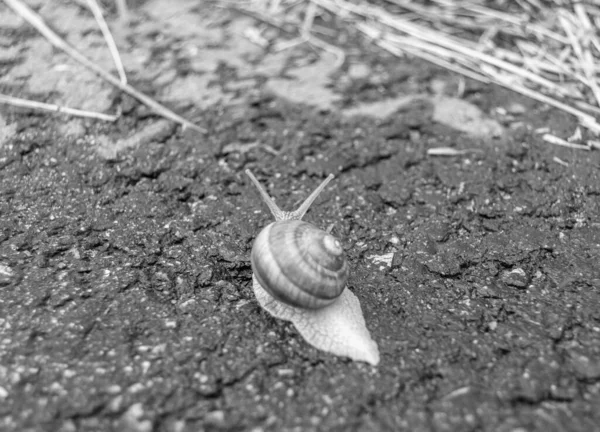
[{"xmin": 251, "ymin": 219, "xmax": 348, "ymax": 309}]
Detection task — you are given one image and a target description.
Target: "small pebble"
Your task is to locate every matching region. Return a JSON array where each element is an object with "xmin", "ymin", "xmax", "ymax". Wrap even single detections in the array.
[
  {"xmin": 118, "ymin": 403, "xmax": 152, "ymax": 432},
  {"xmin": 205, "ymin": 411, "xmax": 225, "ymax": 427},
  {"xmin": 506, "ymin": 103, "xmax": 526, "ymax": 114},
  {"xmin": 0, "ymin": 263, "xmax": 17, "ymax": 287},
  {"xmin": 347, "ymin": 63, "xmax": 370, "ymax": 79},
  {"xmin": 501, "ymin": 268, "xmax": 529, "ymax": 288},
  {"xmin": 570, "ymin": 352, "xmax": 600, "ymax": 380}
]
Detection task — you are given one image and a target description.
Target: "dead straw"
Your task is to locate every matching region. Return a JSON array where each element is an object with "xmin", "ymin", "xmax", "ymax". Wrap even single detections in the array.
[
  {"xmin": 0, "ymin": 94, "xmax": 118, "ymax": 121},
  {"xmin": 543, "ymin": 133, "xmax": 591, "ymax": 150},
  {"xmin": 241, "ymin": 0, "xmax": 600, "ymax": 145},
  {"xmin": 3, "ymin": 0, "xmax": 204, "ymax": 132},
  {"xmin": 85, "ymin": 0, "xmax": 127, "ymax": 84}
]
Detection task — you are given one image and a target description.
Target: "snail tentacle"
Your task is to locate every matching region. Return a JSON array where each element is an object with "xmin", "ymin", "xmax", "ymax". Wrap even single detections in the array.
[
  {"xmin": 245, "ymin": 169, "xmax": 286, "ymax": 221},
  {"xmin": 245, "ymin": 169, "xmax": 334, "ymax": 221},
  {"xmin": 289, "ymin": 173, "xmax": 334, "ymax": 220}
]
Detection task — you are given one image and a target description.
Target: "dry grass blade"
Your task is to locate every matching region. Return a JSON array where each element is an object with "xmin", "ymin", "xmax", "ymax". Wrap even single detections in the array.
[
  {"xmin": 323, "ymin": 0, "xmax": 572, "ymax": 97},
  {"xmin": 543, "ymin": 134, "xmax": 591, "ymax": 150},
  {"xmin": 3, "ymin": 0, "xmax": 205, "ymax": 133},
  {"xmin": 236, "ymin": 0, "xmax": 345, "ymax": 68},
  {"xmin": 115, "ymin": 0, "xmax": 130, "ymax": 24},
  {"xmin": 0, "ymin": 94, "xmax": 118, "ymax": 121},
  {"xmin": 457, "ymin": 2, "xmax": 568, "ymax": 44},
  {"xmin": 362, "ymin": 28, "xmax": 489, "ymax": 83},
  {"xmin": 246, "ymin": 0, "xmax": 600, "ymax": 143},
  {"xmin": 85, "ymin": 0, "xmax": 127, "ymax": 84},
  {"xmin": 553, "ymin": 156, "xmax": 569, "ymax": 166},
  {"xmin": 427, "ymin": 147, "xmax": 481, "ymax": 156}
]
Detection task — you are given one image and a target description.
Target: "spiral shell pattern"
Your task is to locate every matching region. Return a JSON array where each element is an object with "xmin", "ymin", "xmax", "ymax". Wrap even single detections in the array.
[{"xmin": 251, "ymin": 220, "xmax": 349, "ymax": 309}]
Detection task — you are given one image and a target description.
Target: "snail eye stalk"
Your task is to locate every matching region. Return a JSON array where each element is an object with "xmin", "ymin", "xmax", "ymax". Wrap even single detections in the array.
[
  {"xmin": 245, "ymin": 169, "xmax": 335, "ymax": 222},
  {"xmin": 291, "ymin": 174, "xmax": 335, "ymax": 220},
  {"xmin": 246, "ymin": 169, "xmax": 284, "ymax": 220}
]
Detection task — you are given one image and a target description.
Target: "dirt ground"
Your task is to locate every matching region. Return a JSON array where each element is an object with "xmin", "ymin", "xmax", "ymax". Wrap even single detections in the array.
[{"xmin": 1, "ymin": 1, "xmax": 600, "ymax": 431}]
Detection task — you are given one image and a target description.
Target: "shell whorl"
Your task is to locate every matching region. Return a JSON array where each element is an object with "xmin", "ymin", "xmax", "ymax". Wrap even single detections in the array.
[{"xmin": 251, "ymin": 219, "xmax": 348, "ymax": 309}]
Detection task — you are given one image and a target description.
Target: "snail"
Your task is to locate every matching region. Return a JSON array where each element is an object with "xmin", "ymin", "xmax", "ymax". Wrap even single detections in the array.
[{"xmin": 246, "ymin": 169, "xmax": 380, "ymax": 365}]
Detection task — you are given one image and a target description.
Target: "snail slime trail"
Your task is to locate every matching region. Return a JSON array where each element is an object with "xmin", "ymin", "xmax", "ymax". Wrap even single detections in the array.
[{"xmin": 246, "ymin": 170, "xmax": 380, "ymax": 366}]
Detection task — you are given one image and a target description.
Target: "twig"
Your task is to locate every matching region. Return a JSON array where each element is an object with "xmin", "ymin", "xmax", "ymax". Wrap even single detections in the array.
[
  {"xmin": 301, "ymin": 0, "xmax": 317, "ymax": 35},
  {"xmin": 3, "ymin": 0, "xmax": 205, "ymax": 133},
  {"xmin": 427, "ymin": 147, "xmax": 481, "ymax": 156},
  {"xmin": 0, "ymin": 94, "xmax": 118, "ymax": 121},
  {"xmin": 114, "ymin": 0, "xmax": 130, "ymax": 25},
  {"xmin": 543, "ymin": 133, "xmax": 590, "ymax": 150},
  {"xmin": 553, "ymin": 156, "xmax": 569, "ymax": 166},
  {"xmin": 85, "ymin": 0, "xmax": 127, "ymax": 84}
]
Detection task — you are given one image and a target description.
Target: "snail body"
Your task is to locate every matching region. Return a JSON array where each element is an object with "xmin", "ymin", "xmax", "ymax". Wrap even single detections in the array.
[{"xmin": 246, "ymin": 170, "xmax": 380, "ymax": 366}]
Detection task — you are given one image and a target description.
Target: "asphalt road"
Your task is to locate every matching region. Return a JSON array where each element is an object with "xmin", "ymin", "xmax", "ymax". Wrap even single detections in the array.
[{"xmin": 1, "ymin": 1, "xmax": 600, "ymax": 431}]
